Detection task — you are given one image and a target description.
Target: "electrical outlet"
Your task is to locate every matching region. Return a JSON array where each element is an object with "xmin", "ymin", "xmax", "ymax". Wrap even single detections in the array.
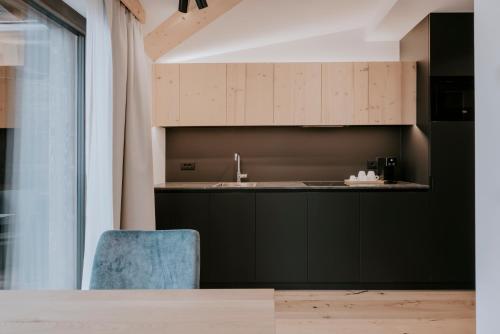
[
  {"xmin": 367, "ymin": 160, "xmax": 377, "ymax": 170},
  {"xmin": 180, "ymin": 162, "xmax": 196, "ymax": 171}
]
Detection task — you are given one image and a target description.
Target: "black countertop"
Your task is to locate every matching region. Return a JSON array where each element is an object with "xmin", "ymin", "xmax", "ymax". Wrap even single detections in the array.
[{"xmin": 155, "ymin": 181, "xmax": 430, "ymax": 191}]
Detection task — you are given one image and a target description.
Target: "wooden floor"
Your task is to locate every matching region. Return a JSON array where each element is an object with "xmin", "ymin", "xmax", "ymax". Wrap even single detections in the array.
[{"xmin": 275, "ymin": 290, "xmax": 475, "ymax": 334}]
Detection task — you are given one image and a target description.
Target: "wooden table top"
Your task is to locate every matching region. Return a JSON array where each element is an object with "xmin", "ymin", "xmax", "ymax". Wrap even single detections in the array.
[{"xmin": 0, "ymin": 289, "xmax": 275, "ymax": 334}]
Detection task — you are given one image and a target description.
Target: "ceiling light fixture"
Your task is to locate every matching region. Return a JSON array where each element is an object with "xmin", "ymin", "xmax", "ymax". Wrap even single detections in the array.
[
  {"xmin": 178, "ymin": 0, "xmax": 208, "ymax": 13},
  {"xmin": 178, "ymin": 0, "xmax": 189, "ymax": 13},
  {"xmin": 195, "ymin": 0, "xmax": 208, "ymax": 10}
]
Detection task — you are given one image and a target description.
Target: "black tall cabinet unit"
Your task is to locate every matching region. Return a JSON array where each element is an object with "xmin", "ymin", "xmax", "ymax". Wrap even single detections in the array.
[{"xmin": 401, "ymin": 13, "xmax": 475, "ymax": 287}]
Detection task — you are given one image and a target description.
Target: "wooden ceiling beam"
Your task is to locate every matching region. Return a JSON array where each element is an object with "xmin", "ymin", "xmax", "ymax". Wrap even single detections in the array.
[
  {"xmin": 144, "ymin": 0, "xmax": 242, "ymax": 61},
  {"xmin": 121, "ymin": 0, "xmax": 146, "ymax": 24}
]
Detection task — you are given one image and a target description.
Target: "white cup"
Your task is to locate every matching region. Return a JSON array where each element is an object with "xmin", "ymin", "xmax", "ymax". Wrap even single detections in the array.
[
  {"xmin": 349, "ymin": 175, "xmax": 357, "ymax": 181},
  {"xmin": 357, "ymin": 171, "xmax": 367, "ymax": 181},
  {"xmin": 367, "ymin": 171, "xmax": 380, "ymax": 181}
]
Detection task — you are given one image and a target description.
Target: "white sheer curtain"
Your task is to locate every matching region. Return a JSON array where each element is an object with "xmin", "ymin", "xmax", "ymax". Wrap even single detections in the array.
[
  {"xmin": 82, "ymin": 0, "xmax": 155, "ymax": 289},
  {"xmin": 81, "ymin": 0, "xmax": 114, "ymax": 290},
  {"xmin": 6, "ymin": 8, "xmax": 79, "ymax": 289}
]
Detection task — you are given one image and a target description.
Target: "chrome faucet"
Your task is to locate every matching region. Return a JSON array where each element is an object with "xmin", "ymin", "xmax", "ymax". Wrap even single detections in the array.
[{"xmin": 234, "ymin": 153, "xmax": 248, "ymax": 183}]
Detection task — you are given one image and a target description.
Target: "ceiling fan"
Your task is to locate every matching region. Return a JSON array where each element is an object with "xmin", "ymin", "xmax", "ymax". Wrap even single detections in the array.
[{"xmin": 179, "ymin": 0, "xmax": 208, "ymax": 13}]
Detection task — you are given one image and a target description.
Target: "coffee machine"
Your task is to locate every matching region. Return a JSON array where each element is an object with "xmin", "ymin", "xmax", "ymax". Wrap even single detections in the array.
[{"xmin": 376, "ymin": 156, "xmax": 398, "ymax": 184}]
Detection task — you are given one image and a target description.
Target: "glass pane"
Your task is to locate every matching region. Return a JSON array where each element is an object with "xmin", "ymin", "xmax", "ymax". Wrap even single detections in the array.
[{"xmin": 0, "ymin": 1, "xmax": 79, "ymax": 289}]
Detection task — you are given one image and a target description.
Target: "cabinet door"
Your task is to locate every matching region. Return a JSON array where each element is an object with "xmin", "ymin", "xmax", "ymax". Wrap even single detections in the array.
[
  {"xmin": 155, "ymin": 192, "xmax": 210, "ymax": 281},
  {"xmin": 207, "ymin": 193, "xmax": 255, "ymax": 283},
  {"xmin": 360, "ymin": 192, "xmax": 431, "ymax": 283},
  {"xmin": 153, "ymin": 64, "xmax": 180, "ymax": 126},
  {"xmin": 256, "ymin": 193, "xmax": 307, "ymax": 283},
  {"xmin": 226, "ymin": 63, "xmax": 246, "ymax": 125},
  {"xmin": 274, "ymin": 63, "xmax": 321, "ymax": 125},
  {"xmin": 180, "ymin": 64, "xmax": 227, "ymax": 126},
  {"xmin": 368, "ymin": 62, "xmax": 402, "ymax": 124},
  {"xmin": 0, "ymin": 68, "xmax": 7, "ymax": 128},
  {"xmin": 322, "ymin": 63, "xmax": 355, "ymax": 125},
  {"xmin": 430, "ymin": 122, "xmax": 475, "ymax": 284},
  {"xmin": 308, "ymin": 193, "xmax": 360, "ymax": 282},
  {"xmin": 245, "ymin": 64, "xmax": 274, "ymax": 125}
]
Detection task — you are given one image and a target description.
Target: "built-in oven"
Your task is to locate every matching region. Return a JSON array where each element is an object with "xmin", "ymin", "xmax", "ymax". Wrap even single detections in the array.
[{"xmin": 431, "ymin": 76, "xmax": 474, "ymax": 121}]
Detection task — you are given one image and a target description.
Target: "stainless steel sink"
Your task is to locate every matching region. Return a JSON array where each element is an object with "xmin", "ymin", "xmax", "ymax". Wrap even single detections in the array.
[{"xmin": 213, "ymin": 182, "xmax": 257, "ymax": 188}]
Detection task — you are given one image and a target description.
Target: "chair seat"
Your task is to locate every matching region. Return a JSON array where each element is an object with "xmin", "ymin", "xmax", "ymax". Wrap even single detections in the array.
[{"xmin": 90, "ymin": 230, "xmax": 199, "ymax": 289}]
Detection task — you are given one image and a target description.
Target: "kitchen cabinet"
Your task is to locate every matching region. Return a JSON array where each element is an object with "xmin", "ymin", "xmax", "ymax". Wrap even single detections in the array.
[
  {"xmin": 226, "ymin": 63, "xmax": 246, "ymax": 125},
  {"xmin": 180, "ymin": 64, "xmax": 227, "ymax": 126},
  {"xmin": 155, "ymin": 187, "xmax": 465, "ymax": 289},
  {"xmin": 207, "ymin": 193, "xmax": 255, "ymax": 283},
  {"xmin": 430, "ymin": 122, "xmax": 475, "ymax": 283},
  {"xmin": 322, "ymin": 62, "xmax": 368, "ymax": 125},
  {"xmin": 226, "ymin": 63, "xmax": 275, "ymax": 126},
  {"xmin": 155, "ymin": 192, "xmax": 210, "ymax": 281},
  {"xmin": 245, "ymin": 64, "xmax": 274, "ymax": 125},
  {"xmin": 255, "ymin": 193, "xmax": 307, "ymax": 283},
  {"xmin": 153, "ymin": 64, "xmax": 179, "ymax": 126},
  {"xmin": 308, "ymin": 193, "xmax": 360, "ymax": 282},
  {"xmin": 360, "ymin": 192, "xmax": 431, "ymax": 283},
  {"xmin": 430, "ymin": 13, "xmax": 474, "ymax": 76},
  {"xmin": 274, "ymin": 63, "xmax": 321, "ymax": 125},
  {"xmin": 153, "ymin": 62, "xmax": 416, "ymax": 127},
  {"xmin": 368, "ymin": 62, "xmax": 402, "ymax": 125},
  {"xmin": 0, "ymin": 67, "xmax": 14, "ymax": 128}
]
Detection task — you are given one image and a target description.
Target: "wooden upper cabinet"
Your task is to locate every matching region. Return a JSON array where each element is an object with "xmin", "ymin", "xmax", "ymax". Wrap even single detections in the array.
[
  {"xmin": 368, "ymin": 62, "xmax": 402, "ymax": 125},
  {"xmin": 152, "ymin": 61, "xmax": 416, "ymax": 127},
  {"xmin": 245, "ymin": 64, "xmax": 274, "ymax": 125},
  {"xmin": 401, "ymin": 62, "xmax": 417, "ymax": 125},
  {"xmin": 227, "ymin": 64, "xmax": 247, "ymax": 125},
  {"xmin": 180, "ymin": 63, "xmax": 227, "ymax": 126},
  {"xmin": 274, "ymin": 63, "xmax": 321, "ymax": 125},
  {"xmin": 0, "ymin": 67, "xmax": 15, "ymax": 128},
  {"xmin": 153, "ymin": 64, "xmax": 180, "ymax": 127},
  {"xmin": 0, "ymin": 68, "xmax": 8, "ymax": 128}
]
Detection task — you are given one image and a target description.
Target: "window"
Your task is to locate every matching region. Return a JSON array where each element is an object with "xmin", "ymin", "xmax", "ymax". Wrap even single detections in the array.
[{"xmin": 0, "ymin": 0, "xmax": 85, "ymax": 289}]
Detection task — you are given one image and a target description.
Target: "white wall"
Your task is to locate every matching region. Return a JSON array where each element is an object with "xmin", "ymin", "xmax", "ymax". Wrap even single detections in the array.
[{"xmin": 475, "ymin": 1, "xmax": 500, "ymax": 333}]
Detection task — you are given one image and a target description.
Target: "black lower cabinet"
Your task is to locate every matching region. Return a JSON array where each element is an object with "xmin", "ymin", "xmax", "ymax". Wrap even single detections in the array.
[
  {"xmin": 155, "ymin": 192, "xmax": 210, "ymax": 281},
  {"xmin": 206, "ymin": 192, "xmax": 255, "ymax": 283},
  {"xmin": 256, "ymin": 193, "xmax": 307, "ymax": 283},
  {"xmin": 430, "ymin": 122, "xmax": 475, "ymax": 284},
  {"xmin": 308, "ymin": 193, "xmax": 360, "ymax": 283},
  {"xmin": 360, "ymin": 192, "xmax": 431, "ymax": 283}
]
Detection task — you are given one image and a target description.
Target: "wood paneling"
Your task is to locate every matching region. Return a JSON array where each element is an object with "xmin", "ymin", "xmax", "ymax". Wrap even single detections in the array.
[
  {"xmin": 274, "ymin": 63, "xmax": 321, "ymax": 125},
  {"xmin": 0, "ymin": 68, "xmax": 7, "ymax": 128},
  {"xmin": 0, "ymin": 289, "xmax": 275, "ymax": 334},
  {"xmin": 368, "ymin": 62, "xmax": 402, "ymax": 124},
  {"xmin": 227, "ymin": 63, "xmax": 246, "ymax": 125},
  {"xmin": 144, "ymin": 0, "xmax": 243, "ymax": 60},
  {"xmin": 180, "ymin": 63, "xmax": 227, "ymax": 126},
  {"xmin": 153, "ymin": 64, "xmax": 179, "ymax": 126},
  {"xmin": 245, "ymin": 64, "xmax": 274, "ymax": 125},
  {"xmin": 402, "ymin": 61, "xmax": 417, "ymax": 124},
  {"xmin": 0, "ymin": 67, "xmax": 14, "ymax": 128},
  {"xmin": 322, "ymin": 63, "xmax": 355, "ymax": 125},
  {"xmin": 353, "ymin": 62, "xmax": 369, "ymax": 124}
]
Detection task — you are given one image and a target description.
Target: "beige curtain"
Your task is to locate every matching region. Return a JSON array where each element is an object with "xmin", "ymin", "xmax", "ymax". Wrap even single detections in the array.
[
  {"xmin": 109, "ymin": 0, "xmax": 155, "ymax": 230},
  {"xmin": 82, "ymin": 0, "xmax": 155, "ymax": 288}
]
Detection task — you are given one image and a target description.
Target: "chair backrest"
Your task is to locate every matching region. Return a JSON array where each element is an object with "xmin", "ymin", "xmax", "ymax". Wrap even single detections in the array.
[{"xmin": 90, "ymin": 230, "xmax": 199, "ymax": 289}]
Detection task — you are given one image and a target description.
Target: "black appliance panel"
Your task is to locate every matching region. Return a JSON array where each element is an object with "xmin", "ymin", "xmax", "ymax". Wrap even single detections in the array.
[{"xmin": 431, "ymin": 76, "xmax": 474, "ymax": 121}]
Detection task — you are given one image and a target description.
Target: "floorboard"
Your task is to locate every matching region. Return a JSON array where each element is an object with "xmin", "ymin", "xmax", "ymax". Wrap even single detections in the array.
[{"xmin": 275, "ymin": 290, "xmax": 475, "ymax": 334}]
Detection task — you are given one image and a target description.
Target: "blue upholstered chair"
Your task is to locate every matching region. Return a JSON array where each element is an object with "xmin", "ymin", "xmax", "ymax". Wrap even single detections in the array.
[{"xmin": 90, "ymin": 230, "xmax": 200, "ymax": 289}]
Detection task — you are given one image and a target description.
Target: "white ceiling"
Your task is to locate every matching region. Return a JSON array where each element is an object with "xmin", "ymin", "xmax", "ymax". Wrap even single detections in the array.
[{"xmin": 60, "ymin": 0, "xmax": 473, "ymax": 63}]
